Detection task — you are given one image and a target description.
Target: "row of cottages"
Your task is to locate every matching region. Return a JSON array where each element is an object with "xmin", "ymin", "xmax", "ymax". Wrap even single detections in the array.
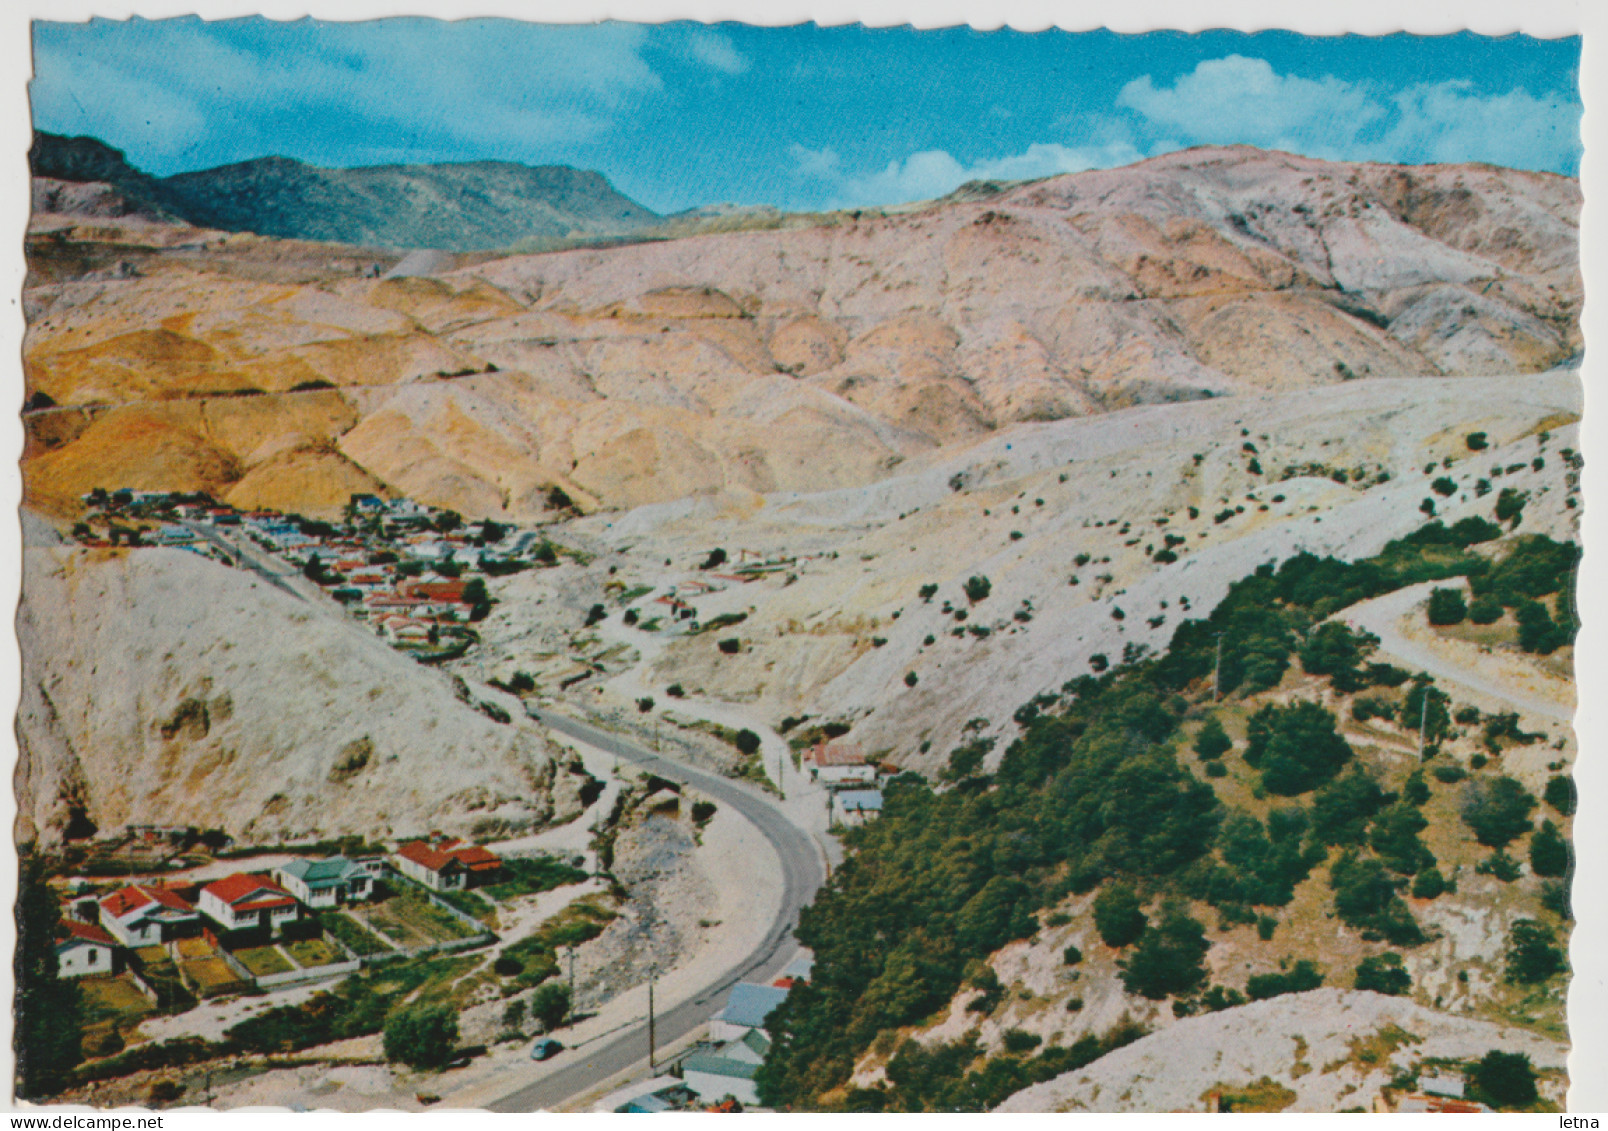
[{"xmin": 395, "ymin": 838, "xmax": 502, "ymax": 892}]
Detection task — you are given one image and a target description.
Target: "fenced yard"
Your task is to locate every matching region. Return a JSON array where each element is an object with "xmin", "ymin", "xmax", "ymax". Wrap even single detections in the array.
[
  {"xmin": 233, "ymin": 945, "xmax": 294, "ymax": 978},
  {"xmin": 284, "ymin": 936, "xmax": 343, "ymax": 968},
  {"xmin": 322, "ymin": 911, "xmax": 392, "ymax": 957},
  {"xmin": 358, "ymin": 886, "xmax": 479, "ymax": 951}
]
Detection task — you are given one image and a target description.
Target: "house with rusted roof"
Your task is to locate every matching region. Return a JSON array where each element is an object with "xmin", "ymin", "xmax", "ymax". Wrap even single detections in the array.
[
  {"xmin": 394, "ymin": 837, "xmax": 501, "ymax": 891},
  {"xmin": 97, "ymin": 884, "xmax": 202, "ymax": 947},
  {"xmin": 198, "ymin": 874, "xmax": 300, "ymax": 935}
]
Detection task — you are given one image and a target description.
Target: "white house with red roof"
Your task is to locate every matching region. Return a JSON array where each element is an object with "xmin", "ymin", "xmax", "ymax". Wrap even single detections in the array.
[
  {"xmin": 56, "ymin": 920, "xmax": 120, "ymax": 978},
  {"xmin": 394, "ymin": 838, "xmax": 501, "ymax": 891},
  {"xmin": 97, "ymin": 884, "xmax": 202, "ymax": 947},
  {"xmin": 198, "ymin": 874, "xmax": 301, "ymax": 935}
]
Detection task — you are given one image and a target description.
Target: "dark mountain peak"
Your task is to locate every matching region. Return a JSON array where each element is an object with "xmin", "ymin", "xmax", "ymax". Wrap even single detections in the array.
[{"xmin": 30, "ymin": 131, "xmax": 143, "ymax": 186}]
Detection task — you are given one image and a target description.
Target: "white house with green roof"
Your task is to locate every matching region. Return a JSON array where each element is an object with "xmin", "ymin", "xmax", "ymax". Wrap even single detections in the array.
[{"xmin": 272, "ymin": 856, "xmax": 376, "ymax": 909}]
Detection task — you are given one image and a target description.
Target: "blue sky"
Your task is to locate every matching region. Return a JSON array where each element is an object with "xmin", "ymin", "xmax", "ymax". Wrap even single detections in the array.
[{"xmin": 31, "ymin": 19, "xmax": 1581, "ymax": 214}]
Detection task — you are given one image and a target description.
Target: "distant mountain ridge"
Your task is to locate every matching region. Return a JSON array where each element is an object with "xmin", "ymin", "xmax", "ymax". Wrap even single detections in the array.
[{"xmin": 30, "ymin": 131, "xmax": 662, "ymax": 251}]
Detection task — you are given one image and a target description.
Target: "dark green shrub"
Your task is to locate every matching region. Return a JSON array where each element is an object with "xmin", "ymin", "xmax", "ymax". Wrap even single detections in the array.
[
  {"xmin": 1460, "ymin": 776, "xmax": 1537, "ymax": 848},
  {"xmin": 1193, "ymin": 716, "xmax": 1232, "ymax": 761},
  {"xmin": 1470, "ymin": 1050, "xmax": 1538, "ymax": 1110},
  {"xmin": 1061, "ymin": 945, "xmax": 1083, "ymax": 966},
  {"xmin": 383, "ymin": 1006, "xmax": 458, "ymax": 1070},
  {"xmin": 1468, "ymin": 594, "xmax": 1504, "ymax": 624},
  {"xmin": 1354, "ymin": 952, "xmax": 1410, "ymax": 995},
  {"xmin": 1244, "ymin": 700, "xmax": 1353, "ymax": 795},
  {"xmin": 1001, "ymin": 1029, "xmax": 1041, "ymax": 1054},
  {"xmin": 1529, "ymin": 820, "xmax": 1569, "ymax": 878},
  {"xmin": 1245, "ymin": 959, "xmax": 1323, "ymax": 1000},
  {"xmin": 1504, "ymin": 919, "xmax": 1563, "ymax": 984},
  {"xmin": 1426, "ymin": 587, "xmax": 1467, "ymax": 626},
  {"xmin": 1119, "ymin": 905, "xmax": 1210, "ymax": 1000},
  {"xmin": 1543, "ymin": 775, "xmax": 1576, "ymax": 816},
  {"xmin": 1411, "ymin": 868, "xmax": 1447, "ymax": 900},
  {"xmin": 1093, "ymin": 883, "xmax": 1148, "ymax": 948}
]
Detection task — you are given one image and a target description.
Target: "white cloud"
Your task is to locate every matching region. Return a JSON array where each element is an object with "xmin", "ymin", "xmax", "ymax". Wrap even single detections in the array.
[
  {"xmin": 1117, "ymin": 54, "xmax": 1579, "ymax": 174},
  {"xmin": 31, "ymin": 18, "xmax": 663, "ymax": 173},
  {"xmin": 1379, "ymin": 81, "xmax": 1580, "ymax": 172},
  {"xmin": 685, "ymin": 31, "xmax": 749, "ymax": 75},
  {"xmin": 790, "ymin": 139, "xmax": 1143, "ymax": 209},
  {"xmin": 1117, "ymin": 55, "xmax": 1383, "ymax": 155}
]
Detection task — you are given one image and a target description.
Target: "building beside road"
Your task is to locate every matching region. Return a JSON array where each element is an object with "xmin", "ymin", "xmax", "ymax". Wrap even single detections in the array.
[
  {"xmin": 395, "ymin": 837, "xmax": 502, "ymax": 890},
  {"xmin": 707, "ymin": 981, "xmax": 790, "ymax": 1043},
  {"xmin": 198, "ymin": 873, "xmax": 301, "ymax": 935}
]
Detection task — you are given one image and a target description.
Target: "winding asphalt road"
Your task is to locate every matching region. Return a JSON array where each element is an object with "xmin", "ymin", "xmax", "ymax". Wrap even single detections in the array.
[{"xmin": 484, "ymin": 706, "xmax": 825, "ymax": 1111}]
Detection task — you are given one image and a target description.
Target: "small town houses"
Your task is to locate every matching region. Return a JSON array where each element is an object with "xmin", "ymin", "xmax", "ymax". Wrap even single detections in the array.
[
  {"xmin": 97, "ymin": 883, "xmax": 202, "ymax": 946},
  {"xmin": 273, "ymin": 856, "xmax": 379, "ymax": 908},
  {"xmin": 55, "ymin": 920, "xmax": 120, "ymax": 979},
  {"xmin": 394, "ymin": 838, "xmax": 502, "ymax": 891},
  {"xmin": 198, "ymin": 874, "xmax": 302, "ymax": 935}
]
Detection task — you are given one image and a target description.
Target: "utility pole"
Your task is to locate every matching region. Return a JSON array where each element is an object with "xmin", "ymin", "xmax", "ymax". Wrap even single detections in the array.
[
  {"xmin": 566, "ymin": 945, "xmax": 576, "ymax": 1002},
  {"xmin": 1213, "ymin": 633, "xmax": 1223, "ymax": 702},
  {"xmin": 647, "ymin": 962, "xmax": 658, "ymax": 1072},
  {"xmin": 1418, "ymin": 688, "xmax": 1430, "ymax": 760}
]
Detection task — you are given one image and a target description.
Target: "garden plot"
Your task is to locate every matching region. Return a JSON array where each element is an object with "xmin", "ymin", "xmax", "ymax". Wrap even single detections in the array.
[{"xmin": 355, "ymin": 887, "xmax": 480, "ymax": 951}]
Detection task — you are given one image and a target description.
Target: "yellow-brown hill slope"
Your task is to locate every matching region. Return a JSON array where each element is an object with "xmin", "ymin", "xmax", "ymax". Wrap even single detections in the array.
[{"xmin": 23, "ymin": 147, "xmax": 1578, "ymax": 520}]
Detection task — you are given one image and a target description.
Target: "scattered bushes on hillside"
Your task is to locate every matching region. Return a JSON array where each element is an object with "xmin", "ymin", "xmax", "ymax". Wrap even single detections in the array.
[{"xmin": 1329, "ymin": 851, "xmax": 1424, "ymax": 946}]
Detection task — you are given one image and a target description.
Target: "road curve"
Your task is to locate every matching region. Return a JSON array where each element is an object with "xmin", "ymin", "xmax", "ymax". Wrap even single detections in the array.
[
  {"xmin": 1338, "ymin": 580, "xmax": 1575, "ymax": 725},
  {"xmin": 485, "ymin": 706, "xmax": 825, "ymax": 1111}
]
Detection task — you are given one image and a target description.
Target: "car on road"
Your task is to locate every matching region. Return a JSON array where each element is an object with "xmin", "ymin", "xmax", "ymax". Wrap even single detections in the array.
[{"xmin": 530, "ymin": 1038, "xmax": 563, "ymax": 1061}]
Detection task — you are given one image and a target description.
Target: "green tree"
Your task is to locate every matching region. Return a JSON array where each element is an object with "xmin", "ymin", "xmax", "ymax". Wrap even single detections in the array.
[
  {"xmin": 1119, "ymin": 905, "xmax": 1210, "ymax": 1000},
  {"xmin": 1470, "ymin": 1050, "xmax": 1538, "ymax": 1109},
  {"xmin": 1093, "ymin": 883, "xmax": 1147, "ymax": 948},
  {"xmin": 1543, "ymin": 775, "xmax": 1576, "ymax": 817},
  {"xmin": 1468, "ymin": 594, "xmax": 1504, "ymax": 624},
  {"xmin": 1494, "ymin": 486, "xmax": 1528, "ymax": 527},
  {"xmin": 1460, "ymin": 776, "xmax": 1537, "ymax": 849},
  {"xmin": 1528, "ymin": 820, "xmax": 1569, "ymax": 878},
  {"xmin": 1504, "ymin": 919, "xmax": 1563, "ymax": 984},
  {"xmin": 1410, "ymin": 867, "xmax": 1448, "ymax": 900},
  {"xmin": 1515, "ymin": 599, "xmax": 1568, "ymax": 654},
  {"xmin": 1193, "ymin": 716, "xmax": 1232, "ymax": 761},
  {"xmin": 1353, "ymin": 952, "xmax": 1410, "ymax": 995},
  {"xmin": 531, "ymin": 981, "xmax": 572, "ymax": 1032},
  {"xmin": 734, "ymin": 729, "xmax": 762, "ymax": 756},
  {"xmin": 383, "ymin": 1005, "xmax": 459, "ymax": 1069},
  {"xmin": 964, "ymin": 575, "xmax": 993, "ymax": 603},
  {"xmin": 14, "ymin": 856, "xmax": 84, "ymax": 1097},
  {"xmin": 1368, "ymin": 802, "xmax": 1433, "ymax": 876},
  {"xmin": 1244, "ymin": 700, "xmax": 1353, "ymax": 796},
  {"xmin": 1298, "ymin": 622, "xmax": 1375, "ymax": 680},
  {"xmin": 1245, "ymin": 959, "xmax": 1323, "ymax": 1000},
  {"xmin": 1430, "ymin": 476, "xmax": 1457, "ymax": 497},
  {"xmin": 1425, "ymin": 587, "xmax": 1467, "ymax": 626},
  {"xmin": 501, "ymin": 998, "xmax": 528, "ymax": 1036},
  {"xmin": 1329, "ymin": 850, "xmax": 1424, "ymax": 946},
  {"xmin": 1310, "ymin": 768, "xmax": 1390, "ymax": 845}
]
